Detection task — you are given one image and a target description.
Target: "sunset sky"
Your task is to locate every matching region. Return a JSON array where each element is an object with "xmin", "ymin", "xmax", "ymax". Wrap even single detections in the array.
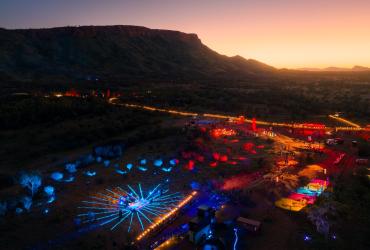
[{"xmin": 1, "ymin": 0, "xmax": 370, "ymax": 68}]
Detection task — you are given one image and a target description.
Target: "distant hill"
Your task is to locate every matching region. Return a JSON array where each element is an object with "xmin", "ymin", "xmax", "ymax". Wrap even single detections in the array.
[
  {"xmin": 0, "ymin": 25, "xmax": 276, "ymax": 82},
  {"xmin": 297, "ymin": 65, "xmax": 370, "ymax": 72}
]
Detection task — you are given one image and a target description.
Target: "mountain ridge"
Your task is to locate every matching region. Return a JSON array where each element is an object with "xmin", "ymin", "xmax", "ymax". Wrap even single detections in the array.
[
  {"xmin": 296, "ymin": 65, "xmax": 370, "ymax": 72},
  {"xmin": 0, "ymin": 25, "xmax": 276, "ymax": 82}
]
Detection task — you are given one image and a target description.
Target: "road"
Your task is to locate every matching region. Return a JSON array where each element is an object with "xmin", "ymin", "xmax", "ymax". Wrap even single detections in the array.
[{"xmin": 108, "ymin": 98, "xmax": 369, "ymax": 132}]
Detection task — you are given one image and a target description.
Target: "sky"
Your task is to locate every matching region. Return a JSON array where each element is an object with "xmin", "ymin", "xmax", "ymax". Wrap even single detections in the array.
[{"xmin": 1, "ymin": 0, "xmax": 370, "ymax": 68}]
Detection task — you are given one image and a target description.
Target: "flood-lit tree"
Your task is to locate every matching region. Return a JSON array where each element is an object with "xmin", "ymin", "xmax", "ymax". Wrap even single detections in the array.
[
  {"xmin": 307, "ymin": 199, "xmax": 338, "ymax": 237},
  {"xmin": 19, "ymin": 172, "xmax": 42, "ymax": 197},
  {"xmin": 21, "ymin": 196, "xmax": 32, "ymax": 211}
]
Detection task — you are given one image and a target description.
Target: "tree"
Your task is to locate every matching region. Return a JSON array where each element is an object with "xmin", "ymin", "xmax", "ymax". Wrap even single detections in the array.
[
  {"xmin": 19, "ymin": 172, "xmax": 42, "ymax": 197},
  {"xmin": 21, "ymin": 196, "xmax": 32, "ymax": 211},
  {"xmin": 307, "ymin": 198, "xmax": 339, "ymax": 237}
]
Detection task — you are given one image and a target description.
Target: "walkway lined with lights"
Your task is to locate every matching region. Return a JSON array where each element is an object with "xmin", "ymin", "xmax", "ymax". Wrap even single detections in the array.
[
  {"xmin": 136, "ymin": 191, "xmax": 197, "ymax": 241},
  {"xmin": 109, "ymin": 99, "xmax": 369, "ymax": 132},
  {"xmin": 328, "ymin": 114, "xmax": 361, "ymax": 128}
]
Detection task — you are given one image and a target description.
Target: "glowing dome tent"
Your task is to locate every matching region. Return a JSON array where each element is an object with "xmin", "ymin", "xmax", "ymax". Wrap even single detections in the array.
[
  {"xmin": 50, "ymin": 172, "xmax": 63, "ymax": 181},
  {"xmin": 140, "ymin": 159, "xmax": 147, "ymax": 165},
  {"xmin": 126, "ymin": 163, "xmax": 133, "ymax": 171},
  {"xmin": 153, "ymin": 159, "xmax": 163, "ymax": 167},
  {"xmin": 65, "ymin": 163, "xmax": 77, "ymax": 173},
  {"xmin": 169, "ymin": 159, "xmax": 179, "ymax": 166},
  {"xmin": 43, "ymin": 186, "xmax": 55, "ymax": 196}
]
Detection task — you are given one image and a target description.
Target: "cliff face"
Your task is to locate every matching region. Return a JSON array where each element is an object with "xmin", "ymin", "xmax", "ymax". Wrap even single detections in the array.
[{"xmin": 0, "ymin": 25, "xmax": 276, "ymax": 81}]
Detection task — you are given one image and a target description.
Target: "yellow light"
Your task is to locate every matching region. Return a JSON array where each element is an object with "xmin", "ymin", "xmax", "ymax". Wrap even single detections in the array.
[
  {"xmin": 117, "ymin": 103, "xmax": 369, "ymax": 132},
  {"xmin": 135, "ymin": 191, "xmax": 197, "ymax": 241},
  {"xmin": 328, "ymin": 115, "xmax": 361, "ymax": 128}
]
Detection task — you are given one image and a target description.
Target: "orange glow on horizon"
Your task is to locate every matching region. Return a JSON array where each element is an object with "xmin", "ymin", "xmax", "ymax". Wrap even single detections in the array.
[{"xmin": 2, "ymin": 1, "xmax": 369, "ymax": 68}]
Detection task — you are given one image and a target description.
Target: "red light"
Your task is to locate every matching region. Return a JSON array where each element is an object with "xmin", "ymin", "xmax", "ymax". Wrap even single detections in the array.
[
  {"xmin": 219, "ymin": 155, "xmax": 228, "ymax": 162},
  {"xmin": 209, "ymin": 162, "xmax": 218, "ymax": 167},
  {"xmin": 213, "ymin": 152, "xmax": 220, "ymax": 161}
]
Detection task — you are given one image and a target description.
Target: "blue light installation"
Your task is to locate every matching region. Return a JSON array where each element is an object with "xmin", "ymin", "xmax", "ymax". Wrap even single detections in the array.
[
  {"xmin": 296, "ymin": 187, "xmax": 322, "ymax": 196},
  {"xmin": 161, "ymin": 167, "xmax": 172, "ymax": 172},
  {"xmin": 138, "ymin": 166, "xmax": 147, "ymax": 172},
  {"xmin": 154, "ymin": 159, "xmax": 163, "ymax": 167},
  {"xmin": 84, "ymin": 171, "xmax": 96, "ymax": 177},
  {"xmin": 64, "ymin": 176, "xmax": 75, "ymax": 183},
  {"xmin": 65, "ymin": 163, "xmax": 77, "ymax": 173},
  {"xmin": 19, "ymin": 172, "xmax": 42, "ymax": 196},
  {"xmin": 304, "ymin": 235, "xmax": 311, "ymax": 241},
  {"xmin": 44, "ymin": 186, "xmax": 55, "ymax": 196},
  {"xmin": 115, "ymin": 169, "xmax": 127, "ymax": 175},
  {"xmin": 50, "ymin": 172, "xmax": 63, "ymax": 181},
  {"xmin": 233, "ymin": 228, "xmax": 239, "ymax": 250},
  {"xmin": 169, "ymin": 159, "xmax": 178, "ymax": 166},
  {"xmin": 77, "ymin": 183, "xmax": 183, "ymax": 232},
  {"xmin": 103, "ymin": 160, "xmax": 110, "ymax": 167},
  {"xmin": 140, "ymin": 159, "xmax": 147, "ymax": 165},
  {"xmin": 126, "ymin": 163, "xmax": 133, "ymax": 171}
]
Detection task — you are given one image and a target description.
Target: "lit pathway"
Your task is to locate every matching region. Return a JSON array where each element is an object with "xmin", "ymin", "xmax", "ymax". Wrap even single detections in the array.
[
  {"xmin": 328, "ymin": 114, "xmax": 361, "ymax": 128},
  {"xmin": 109, "ymin": 98, "xmax": 369, "ymax": 132}
]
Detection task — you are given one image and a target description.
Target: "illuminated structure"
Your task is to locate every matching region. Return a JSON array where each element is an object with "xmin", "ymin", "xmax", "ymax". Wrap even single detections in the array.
[
  {"xmin": 328, "ymin": 114, "xmax": 361, "ymax": 128},
  {"xmin": 136, "ymin": 191, "xmax": 197, "ymax": 241},
  {"xmin": 233, "ymin": 228, "xmax": 239, "ymax": 250},
  {"xmin": 252, "ymin": 118, "xmax": 257, "ymax": 131},
  {"xmin": 293, "ymin": 123, "xmax": 326, "ymax": 136},
  {"xmin": 78, "ymin": 183, "xmax": 183, "ymax": 232},
  {"xmin": 116, "ymin": 103, "xmax": 370, "ymax": 132},
  {"xmin": 210, "ymin": 128, "xmax": 236, "ymax": 138},
  {"xmin": 275, "ymin": 178, "xmax": 329, "ymax": 211}
]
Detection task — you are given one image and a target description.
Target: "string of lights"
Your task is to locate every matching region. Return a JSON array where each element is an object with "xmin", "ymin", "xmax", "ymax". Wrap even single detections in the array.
[{"xmin": 136, "ymin": 191, "xmax": 197, "ymax": 241}]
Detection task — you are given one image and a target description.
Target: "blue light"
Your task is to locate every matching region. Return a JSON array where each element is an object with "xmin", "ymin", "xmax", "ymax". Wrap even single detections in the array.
[
  {"xmin": 64, "ymin": 176, "xmax": 75, "ymax": 182},
  {"xmin": 50, "ymin": 172, "xmax": 63, "ymax": 181},
  {"xmin": 21, "ymin": 196, "xmax": 32, "ymax": 211},
  {"xmin": 126, "ymin": 163, "xmax": 133, "ymax": 171},
  {"xmin": 169, "ymin": 159, "xmax": 178, "ymax": 166},
  {"xmin": 304, "ymin": 235, "xmax": 311, "ymax": 241},
  {"xmin": 296, "ymin": 187, "xmax": 321, "ymax": 196},
  {"xmin": 119, "ymin": 196, "xmax": 125, "ymax": 205},
  {"xmin": 43, "ymin": 208, "xmax": 49, "ymax": 214},
  {"xmin": 190, "ymin": 181, "xmax": 200, "ymax": 190},
  {"xmin": 84, "ymin": 171, "xmax": 96, "ymax": 177},
  {"xmin": 44, "ymin": 186, "xmax": 55, "ymax": 196},
  {"xmin": 154, "ymin": 159, "xmax": 163, "ymax": 167},
  {"xmin": 19, "ymin": 172, "xmax": 42, "ymax": 196},
  {"xmin": 138, "ymin": 167, "xmax": 147, "ymax": 172},
  {"xmin": 207, "ymin": 229, "xmax": 213, "ymax": 239},
  {"xmin": 140, "ymin": 159, "xmax": 147, "ymax": 165},
  {"xmin": 116, "ymin": 169, "xmax": 127, "ymax": 175},
  {"xmin": 233, "ymin": 228, "xmax": 238, "ymax": 250},
  {"xmin": 47, "ymin": 196, "xmax": 55, "ymax": 204},
  {"xmin": 161, "ymin": 167, "xmax": 172, "ymax": 172},
  {"xmin": 96, "ymin": 156, "xmax": 102, "ymax": 163},
  {"xmin": 103, "ymin": 160, "xmax": 110, "ymax": 167},
  {"xmin": 15, "ymin": 208, "xmax": 23, "ymax": 214},
  {"xmin": 78, "ymin": 183, "xmax": 183, "ymax": 232},
  {"xmin": 65, "ymin": 163, "xmax": 77, "ymax": 173}
]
